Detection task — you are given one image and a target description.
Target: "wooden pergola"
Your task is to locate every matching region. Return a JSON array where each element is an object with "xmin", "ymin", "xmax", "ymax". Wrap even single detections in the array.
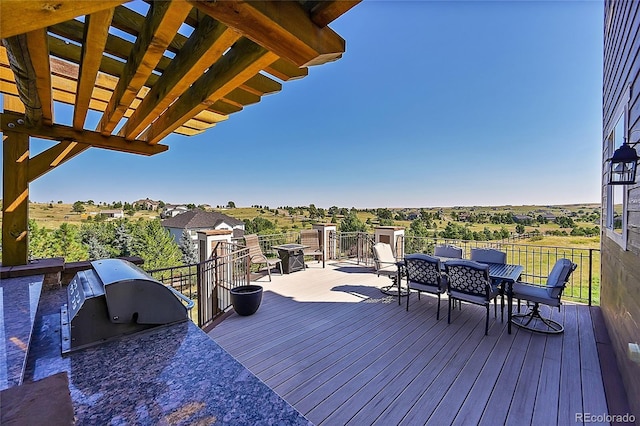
[{"xmin": 0, "ymin": 0, "xmax": 359, "ymax": 266}]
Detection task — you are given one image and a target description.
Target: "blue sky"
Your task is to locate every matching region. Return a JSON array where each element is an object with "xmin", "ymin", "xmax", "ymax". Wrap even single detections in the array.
[{"xmin": 18, "ymin": 0, "xmax": 604, "ymax": 208}]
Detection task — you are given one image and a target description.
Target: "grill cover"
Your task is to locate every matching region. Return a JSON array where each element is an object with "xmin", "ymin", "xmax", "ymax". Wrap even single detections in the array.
[{"xmin": 62, "ymin": 259, "xmax": 188, "ymax": 353}]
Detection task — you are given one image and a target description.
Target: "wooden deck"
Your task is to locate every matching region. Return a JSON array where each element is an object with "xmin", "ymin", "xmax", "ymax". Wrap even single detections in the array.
[{"xmin": 208, "ymin": 262, "xmax": 611, "ymax": 425}]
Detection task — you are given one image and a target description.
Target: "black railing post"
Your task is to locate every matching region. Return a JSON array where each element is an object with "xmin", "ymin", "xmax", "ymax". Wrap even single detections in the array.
[
  {"xmin": 196, "ymin": 261, "xmax": 203, "ymax": 327},
  {"xmin": 588, "ymin": 248, "xmax": 593, "ymax": 306}
]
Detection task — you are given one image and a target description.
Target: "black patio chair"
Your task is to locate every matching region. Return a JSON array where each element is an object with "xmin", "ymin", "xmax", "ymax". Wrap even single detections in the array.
[
  {"xmin": 511, "ymin": 258, "xmax": 577, "ymax": 334},
  {"xmin": 445, "ymin": 259, "xmax": 500, "ymax": 335},
  {"xmin": 404, "ymin": 254, "xmax": 447, "ymax": 319},
  {"xmin": 470, "ymin": 248, "xmax": 507, "ymax": 320}
]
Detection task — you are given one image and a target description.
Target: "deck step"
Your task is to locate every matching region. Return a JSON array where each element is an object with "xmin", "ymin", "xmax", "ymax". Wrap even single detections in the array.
[{"xmin": 0, "ymin": 275, "xmax": 43, "ymax": 391}]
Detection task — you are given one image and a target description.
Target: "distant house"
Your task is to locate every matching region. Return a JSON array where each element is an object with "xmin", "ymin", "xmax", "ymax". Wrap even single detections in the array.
[
  {"xmin": 133, "ymin": 198, "xmax": 160, "ymax": 211},
  {"xmin": 513, "ymin": 214, "xmax": 531, "ymax": 223},
  {"xmin": 161, "ymin": 210, "xmax": 245, "ymax": 246},
  {"xmin": 541, "ymin": 212, "xmax": 556, "ymax": 221},
  {"xmin": 98, "ymin": 209, "xmax": 124, "ymax": 219},
  {"xmin": 161, "ymin": 204, "xmax": 189, "ymax": 218}
]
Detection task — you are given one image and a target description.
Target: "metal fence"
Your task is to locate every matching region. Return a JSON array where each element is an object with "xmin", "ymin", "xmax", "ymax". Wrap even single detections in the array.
[
  {"xmin": 400, "ymin": 236, "xmax": 599, "ymax": 305},
  {"xmin": 326, "ymin": 232, "xmax": 599, "ymax": 305},
  {"xmin": 146, "ymin": 241, "xmax": 250, "ymax": 328},
  {"xmin": 148, "ymin": 231, "xmax": 601, "ymax": 328}
]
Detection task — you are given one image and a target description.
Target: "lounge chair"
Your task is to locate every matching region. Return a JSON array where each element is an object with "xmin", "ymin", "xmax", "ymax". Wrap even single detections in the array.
[
  {"xmin": 300, "ymin": 229, "xmax": 324, "ymax": 268},
  {"xmin": 244, "ymin": 234, "xmax": 282, "ymax": 282},
  {"xmin": 372, "ymin": 242, "xmax": 406, "ymax": 299}
]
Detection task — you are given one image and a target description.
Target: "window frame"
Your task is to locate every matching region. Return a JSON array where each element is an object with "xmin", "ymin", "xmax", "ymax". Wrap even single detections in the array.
[{"xmin": 604, "ymin": 88, "xmax": 630, "ymax": 249}]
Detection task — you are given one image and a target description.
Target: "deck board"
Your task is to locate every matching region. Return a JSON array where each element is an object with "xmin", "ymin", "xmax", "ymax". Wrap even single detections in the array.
[{"xmin": 208, "ymin": 263, "xmax": 614, "ymax": 425}]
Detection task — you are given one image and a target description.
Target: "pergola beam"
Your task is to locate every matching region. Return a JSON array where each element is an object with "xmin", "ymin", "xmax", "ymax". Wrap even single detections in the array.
[
  {"xmin": 2, "ymin": 131, "xmax": 30, "ymax": 266},
  {"xmin": 1, "ymin": 112, "xmax": 168, "ymax": 156},
  {"xmin": 145, "ymin": 38, "xmax": 278, "ymax": 144},
  {"xmin": 189, "ymin": 0, "xmax": 345, "ymax": 67},
  {"xmin": 121, "ymin": 16, "xmax": 241, "ymax": 140},
  {"xmin": 97, "ymin": 0, "xmax": 192, "ymax": 135},
  {"xmin": 73, "ymin": 8, "xmax": 115, "ymax": 129},
  {"xmin": 25, "ymin": 29, "xmax": 53, "ymax": 125},
  {"xmin": 0, "ymin": 0, "xmax": 127, "ymax": 39},
  {"xmin": 28, "ymin": 141, "xmax": 90, "ymax": 183},
  {"xmin": 309, "ymin": 1, "xmax": 361, "ymax": 27}
]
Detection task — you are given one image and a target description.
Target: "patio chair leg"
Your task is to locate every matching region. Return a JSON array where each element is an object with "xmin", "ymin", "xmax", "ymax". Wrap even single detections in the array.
[
  {"xmin": 448, "ymin": 297, "xmax": 452, "ymax": 324},
  {"xmin": 406, "ymin": 289, "xmax": 410, "ymax": 311},
  {"xmin": 267, "ymin": 264, "xmax": 272, "ymax": 282},
  {"xmin": 436, "ymin": 294, "xmax": 441, "ymax": 320},
  {"xmin": 511, "ymin": 303, "xmax": 564, "ymax": 334},
  {"xmin": 485, "ymin": 305, "xmax": 489, "ymax": 335}
]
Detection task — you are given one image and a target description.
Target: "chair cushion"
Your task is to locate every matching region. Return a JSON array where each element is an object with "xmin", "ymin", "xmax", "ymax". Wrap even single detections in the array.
[
  {"xmin": 449, "ymin": 290, "xmax": 489, "ymax": 306},
  {"xmin": 409, "ymin": 281, "xmax": 446, "ymax": 294},
  {"xmin": 513, "ymin": 282, "xmax": 561, "ymax": 307},
  {"xmin": 546, "ymin": 259, "xmax": 574, "ymax": 298}
]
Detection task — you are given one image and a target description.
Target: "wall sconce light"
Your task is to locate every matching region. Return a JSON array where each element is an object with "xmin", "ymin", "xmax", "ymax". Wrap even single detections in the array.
[{"xmin": 608, "ymin": 141, "xmax": 639, "ymax": 185}]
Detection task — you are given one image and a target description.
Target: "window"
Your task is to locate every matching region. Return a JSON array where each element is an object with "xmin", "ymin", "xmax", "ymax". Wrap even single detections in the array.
[{"xmin": 605, "ymin": 103, "xmax": 628, "ymax": 248}]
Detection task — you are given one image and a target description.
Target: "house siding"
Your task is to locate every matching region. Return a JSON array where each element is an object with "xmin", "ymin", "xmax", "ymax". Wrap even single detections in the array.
[{"xmin": 602, "ymin": 0, "xmax": 640, "ymax": 417}]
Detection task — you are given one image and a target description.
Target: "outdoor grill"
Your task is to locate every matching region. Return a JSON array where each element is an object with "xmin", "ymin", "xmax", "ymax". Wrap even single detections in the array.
[{"xmin": 61, "ymin": 259, "xmax": 191, "ymax": 353}]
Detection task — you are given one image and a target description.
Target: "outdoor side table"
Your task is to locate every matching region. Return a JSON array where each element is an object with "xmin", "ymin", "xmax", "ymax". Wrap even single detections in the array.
[{"xmin": 272, "ymin": 244, "xmax": 308, "ymax": 274}]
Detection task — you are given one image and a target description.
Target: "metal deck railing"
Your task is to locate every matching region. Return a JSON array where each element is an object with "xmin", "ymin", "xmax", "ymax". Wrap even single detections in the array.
[{"xmin": 148, "ymin": 231, "xmax": 600, "ymax": 327}]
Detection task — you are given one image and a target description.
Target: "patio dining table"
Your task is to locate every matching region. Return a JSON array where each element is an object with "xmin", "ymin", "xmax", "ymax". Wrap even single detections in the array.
[{"xmin": 398, "ymin": 257, "xmax": 523, "ymax": 334}]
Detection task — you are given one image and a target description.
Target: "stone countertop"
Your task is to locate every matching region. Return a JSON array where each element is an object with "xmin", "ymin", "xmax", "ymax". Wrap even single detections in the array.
[
  {"xmin": 0, "ymin": 275, "xmax": 42, "ymax": 390},
  {"xmin": 24, "ymin": 286, "xmax": 311, "ymax": 425}
]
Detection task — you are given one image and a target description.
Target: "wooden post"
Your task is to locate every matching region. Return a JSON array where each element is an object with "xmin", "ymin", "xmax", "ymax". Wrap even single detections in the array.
[{"xmin": 2, "ymin": 131, "xmax": 30, "ymax": 266}]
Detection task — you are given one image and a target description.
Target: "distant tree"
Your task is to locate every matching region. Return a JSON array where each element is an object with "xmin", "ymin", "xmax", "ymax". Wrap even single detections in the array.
[
  {"xmin": 186, "ymin": 203, "xmax": 196, "ymax": 209},
  {"xmin": 376, "ymin": 208, "xmax": 393, "ymax": 220},
  {"xmin": 87, "ymin": 200, "xmax": 95, "ymax": 205},
  {"xmin": 409, "ymin": 219, "xmax": 429, "ymax": 237},
  {"xmin": 57, "ymin": 200, "xmax": 63, "ymax": 204},
  {"xmin": 72, "ymin": 201, "xmax": 85, "ymax": 213},
  {"xmin": 130, "ymin": 220, "xmax": 182, "ymax": 270},
  {"xmin": 179, "ymin": 229, "xmax": 198, "ymax": 265},
  {"xmin": 227, "ymin": 201, "xmax": 236, "ymax": 208},
  {"xmin": 86, "ymin": 235, "xmax": 110, "ymax": 260},
  {"xmin": 112, "ymin": 201, "xmax": 123, "ymax": 208},
  {"xmin": 113, "ymin": 222, "xmax": 133, "ymax": 257},
  {"xmin": 308, "ymin": 204, "xmax": 319, "ymax": 219},
  {"xmin": 245, "ymin": 217, "xmax": 276, "ymax": 234},
  {"xmin": 515, "ymin": 224, "xmax": 526, "ymax": 234},
  {"xmin": 339, "ymin": 211, "xmax": 366, "ymax": 233},
  {"xmin": 53, "ymin": 223, "xmax": 87, "ymax": 261}
]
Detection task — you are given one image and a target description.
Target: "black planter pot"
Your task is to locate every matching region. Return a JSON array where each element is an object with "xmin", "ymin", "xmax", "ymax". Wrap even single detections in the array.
[{"xmin": 230, "ymin": 285, "xmax": 263, "ymax": 316}]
